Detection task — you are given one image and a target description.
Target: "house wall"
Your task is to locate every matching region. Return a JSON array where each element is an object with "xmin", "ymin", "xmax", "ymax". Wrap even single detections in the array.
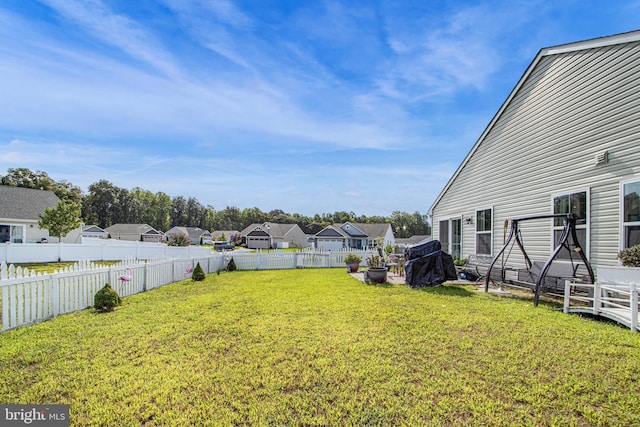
[
  {"xmin": 111, "ymin": 233, "xmax": 141, "ymax": 242},
  {"xmin": 382, "ymin": 227, "xmax": 395, "ymax": 248},
  {"xmin": 431, "ymin": 40, "xmax": 640, "ymax": 268},
  {"xmin": 0, "ymin": 219, "xmax": 50, "ymax": 243},
  {"xmin": 284, "ymin": 226, "xmax": 308, "ymax": 248}
]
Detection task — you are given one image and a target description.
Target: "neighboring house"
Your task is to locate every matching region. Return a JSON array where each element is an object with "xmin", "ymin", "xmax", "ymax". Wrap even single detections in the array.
[
  {"xmin": 429, "ymin": 30, "xmax": 640, "ymax": 269},
  {"xmin": 240, "ymin": 222, "xmax": 307, "ymax": 249},
  {"xmin": 0, "ymin": 185, "xmax": 60, "ymax": 243},
  {"xmin": 165, "ymin": 226, "xmax": 212, "ymax": 245},
  {"xmin": 82, "ymin": 225, "xmax": 108, "ymax": 239},
  {"xmin": 105, "ymin": 224, "xmax": 164, "ymax": 243},
  {"xmin": 395, "ymin": 235, "xmax": 432, "ymax": 248},
  {"xmin": 211, "ymin": 230, "xmax": 239, "ymax": 242},
  {"xmin": 312, "ymin": 222, "xmax": 395, "ymax": 251}
]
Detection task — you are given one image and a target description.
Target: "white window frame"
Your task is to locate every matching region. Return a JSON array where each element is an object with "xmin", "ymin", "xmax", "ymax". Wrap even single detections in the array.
[
  {"xmin": 550, "ymin": 188, "xmax": 590, "ymax": 259},
  {"xmin": 620, "ymin": 177, "xmax": 640, "ymax": 250},
  {"xmin": 475, "ymin": 207, "xmax": 493, "ymax": 256},
  {"xmin": 10, "ymin": 225, "xmax": 25, "ymax": 243},
  {"xmin": 0, "ymin": 224, "xmax": 25, "ymax": 244},
  {"xmin": 438, "ymin": 216, "xmax": 463, "ymax": 258},
  {"xmin": 450, "ymin": 216, "xmax": 462, "ymax": 260},
  {"xmin": 438, "ymin": 219, "xmax": 449, "ymax": 254}
]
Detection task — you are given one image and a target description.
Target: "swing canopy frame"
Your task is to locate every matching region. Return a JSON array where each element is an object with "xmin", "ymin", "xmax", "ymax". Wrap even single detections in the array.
[{"xmin": 484, "ymin": 213, "xmax": 595, "ymax": 306}]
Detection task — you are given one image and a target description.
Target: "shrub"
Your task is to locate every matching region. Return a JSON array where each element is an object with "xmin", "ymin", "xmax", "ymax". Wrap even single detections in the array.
[
  {"xmin": 226, "ymin": 257, "xmax": 237, "ymax": 272},
  {"xmin": 367, "ymin": 254, "xmax": 385, "ymax": 269},
  {"xmin": 94, "ymin": 283, "xmax": 121, "ymax": 312},
  {"xmin": 344, "ymin": 253, "xmax": 362, "ymax": 264},
  {"xmin": 167, "ymin": 233, "xmax": 190, "ymax": 247},
  {"xmin": 618, "ymin": 244, "xmax": 640, "ymax": 267},
  {"xmin": 192, "ymin": 262, "xmax": 205, "ymax": 281}
]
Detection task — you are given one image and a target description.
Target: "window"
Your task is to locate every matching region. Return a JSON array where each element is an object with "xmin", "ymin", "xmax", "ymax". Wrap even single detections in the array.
[
  {"xmin": 0, "ymin": 225, "xmax": 24, "ymax": 243},
  {"xmin": 451, "ymin": 218, "xmax": 462, "ymax": 260},
  {"xmin": 552, "ymin": 190, "xmax": 588, "ymax": 259},
  {"xmin": 0, "ymin": 225, "xmax": 9, "ymax": 243},
  {"xmin": 476, "ymin": 208, "xmax": 492, "ymax": 255},
  {"xmin": 622, "ymin": 180, "xmax": 640, "ymax": 249},
  {"xmin": 10, "ymin": 226, "xmax": 24, "ymax": 243},
  {"xmin": 439, "ymin": 218, "xmax": 462, "ymax": 258}
]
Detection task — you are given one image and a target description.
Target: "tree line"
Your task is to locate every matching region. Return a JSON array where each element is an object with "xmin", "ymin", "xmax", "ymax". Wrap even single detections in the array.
[{"xmin": 1, "ymin": 168, "xmax": 431, "ymax": 237}]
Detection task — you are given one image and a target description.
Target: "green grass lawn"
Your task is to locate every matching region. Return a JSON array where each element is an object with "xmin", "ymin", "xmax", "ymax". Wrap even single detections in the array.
[{"xmin": 1, "ymin": 269, "xmax": 639, "ymax": 426}]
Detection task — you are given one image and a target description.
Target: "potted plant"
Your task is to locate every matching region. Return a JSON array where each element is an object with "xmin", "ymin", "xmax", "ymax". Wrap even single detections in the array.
[
  {"xmin": 595, "ymin": 244, "xmax": 640, "ymax": 286},
  {"xmin": 344, "ymin": 253, "xmax": 362, "ymax": 273},
  {"xmin": 618, "ymin": 244, "xmax": 640, "ymax": 267},
  {"xmin": 365, "ymin": 253, "xmax": 387, "ymax": 284}
]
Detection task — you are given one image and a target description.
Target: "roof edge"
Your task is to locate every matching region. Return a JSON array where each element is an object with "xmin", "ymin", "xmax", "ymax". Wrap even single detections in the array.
[{"xmin": 429, "ymin": 29, "xmax": 640, "ymax": 215}]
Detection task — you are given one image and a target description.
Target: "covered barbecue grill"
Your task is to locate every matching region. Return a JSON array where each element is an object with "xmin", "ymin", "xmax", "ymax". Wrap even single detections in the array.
[{"xmin": 404, "ymin": 240, "xmax": 457, "ymax": 287}]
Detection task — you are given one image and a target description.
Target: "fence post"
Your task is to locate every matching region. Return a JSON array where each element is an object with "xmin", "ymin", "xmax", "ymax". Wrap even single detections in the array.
[
  {"xmin": 631, "ymin": 285, "xmax": 638, "ymax": 333},
  {"xmin": 143, "ymin": 263, "xmax": 148, "ymax": 292},
  {"xmin": 593, "ymin": 282, "xmax": 601, "ymax": 316},
  {"xmin": 50, "ymin": 273, "xmax": 59, "ymax": 317},
  {"xmin": 2, "ymin": 284, "xmax": 8, "ymax": 330},
  {"xmin": 563, "ymin": 280, "xmax": 570, "ymax": 314}
]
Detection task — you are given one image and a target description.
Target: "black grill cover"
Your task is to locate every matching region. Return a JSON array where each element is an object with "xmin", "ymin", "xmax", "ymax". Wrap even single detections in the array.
[
  {"xmin": 404, "ymin": 239, "xmax": 441, "ymax": 260},
  {"xmin": 404, "ymin": 240, "xmax": 457, "ymax": 287}
]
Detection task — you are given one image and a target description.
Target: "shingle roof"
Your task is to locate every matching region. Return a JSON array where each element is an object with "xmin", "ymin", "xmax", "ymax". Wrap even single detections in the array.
[
  {"xmin": 104, "ymin": 223, "xmax": 163, "ymax": 235},
  {"xmin": 211, "ymin": 230, "xmax": 238, "ymax": 239},
  {"xmin": 0, "ymin": 185, "xmax": 60, "ymax": 220},
  {"xmin": 83, "ymin": 225, "xmax": 106, "ymax": 233},
  {"xmin": 241, "ymin": 222, "xmax": 298, "ymax": 238},
  {"xmin": 167, "ymin": 226, "xmax": 210, "ymax": 238},
  {"xmin": 336, "ymin": 222, "xmax": 391, "ymax": 238}
]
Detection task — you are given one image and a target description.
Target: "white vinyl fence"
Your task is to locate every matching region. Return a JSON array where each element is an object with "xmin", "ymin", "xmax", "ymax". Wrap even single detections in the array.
[
  {"xmin": 0, "ymin": 241, "xmax": 212, "ymax": 264},
  {"xmin": 0, "ymin": 249, "xmax": 374, "ymax": 331}
]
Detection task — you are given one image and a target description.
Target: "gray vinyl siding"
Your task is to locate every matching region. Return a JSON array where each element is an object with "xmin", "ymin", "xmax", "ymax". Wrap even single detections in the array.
[{"xmin": 431, "ymin": 39, "xmax": 640, "ymax": 268}]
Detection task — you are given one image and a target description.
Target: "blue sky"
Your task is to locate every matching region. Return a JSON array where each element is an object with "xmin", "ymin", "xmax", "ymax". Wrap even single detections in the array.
[{"xmin": 1, "ymin": 1, "xmax": 638, "ymax": 217}]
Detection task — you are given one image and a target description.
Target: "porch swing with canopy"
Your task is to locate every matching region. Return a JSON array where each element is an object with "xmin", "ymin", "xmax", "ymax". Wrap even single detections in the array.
[{"xmin": 484, "ymin": 213, "xmax": 595, "ymax": 306}]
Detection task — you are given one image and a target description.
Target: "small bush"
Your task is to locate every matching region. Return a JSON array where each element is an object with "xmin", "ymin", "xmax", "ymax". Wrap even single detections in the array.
[
  {"xmin": 192, "ymin": 262, "xmax": 205, "ymax": 281},
  {"xmin": 344, "ymin": 253, "xmax": 362, "ymax": 264},
  {"xmin": 94, "ymin": 283, "xmax": 121, "ymax": 312},
  {"xmin": 618, "ymin": 244, "xmax": 640, "ymax": 267},
  {"xmin": 226, "ymin": 257, "xmax": 237, "ymax": 272},
  {"xmin": 167, "ymin": 233, "xmax": 190, "ymax": 247}
]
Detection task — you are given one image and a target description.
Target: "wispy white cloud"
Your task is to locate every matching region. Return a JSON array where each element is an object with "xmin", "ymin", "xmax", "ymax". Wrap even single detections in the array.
[
  {"xmin": 378, "ymin": 2, "xmax": 545, "ymax": 102},
  {"xmin": 40, "ymin": 0, "xmax": 184, "ymax": 78},
  {"xmin": 198, "ymin": 0, "xmax": 253, "ymax": 29},
  {"xmin": 1, "ymin": 1, "xmax": 634, "ymax": 215}
]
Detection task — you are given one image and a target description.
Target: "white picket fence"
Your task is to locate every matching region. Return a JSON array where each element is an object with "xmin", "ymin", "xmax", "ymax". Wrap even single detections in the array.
[{"xmin": 0, "ymin": 249, "xmax": 375, "ymax": 331}]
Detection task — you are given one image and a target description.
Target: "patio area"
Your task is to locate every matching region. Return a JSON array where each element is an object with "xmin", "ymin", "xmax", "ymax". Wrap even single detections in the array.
[{"xmin": 349, "ymin": 269, "xmax": 477, "ymax": 286}]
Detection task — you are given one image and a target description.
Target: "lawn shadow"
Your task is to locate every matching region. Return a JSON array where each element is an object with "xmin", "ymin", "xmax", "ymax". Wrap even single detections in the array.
[
  {"xmin": 481, "ymin": 285, "xmax": 564, "ymax": 309},
  {"xmin": 365, "ymin": 282, "xmax": 394, "ymax": 288},
  {"xmin": 411, "ymin": 284, "xmax": 475, "ymax": 297}
]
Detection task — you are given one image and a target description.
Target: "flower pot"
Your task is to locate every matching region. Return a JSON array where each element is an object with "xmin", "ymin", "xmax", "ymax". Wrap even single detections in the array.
[
  {"xmin": 366, "ymin": 268, "xmax": 388, "ymax": 284},
  {"xmin": 346, "ymin": 262, "xmax": 360, "ymax": 273}
]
